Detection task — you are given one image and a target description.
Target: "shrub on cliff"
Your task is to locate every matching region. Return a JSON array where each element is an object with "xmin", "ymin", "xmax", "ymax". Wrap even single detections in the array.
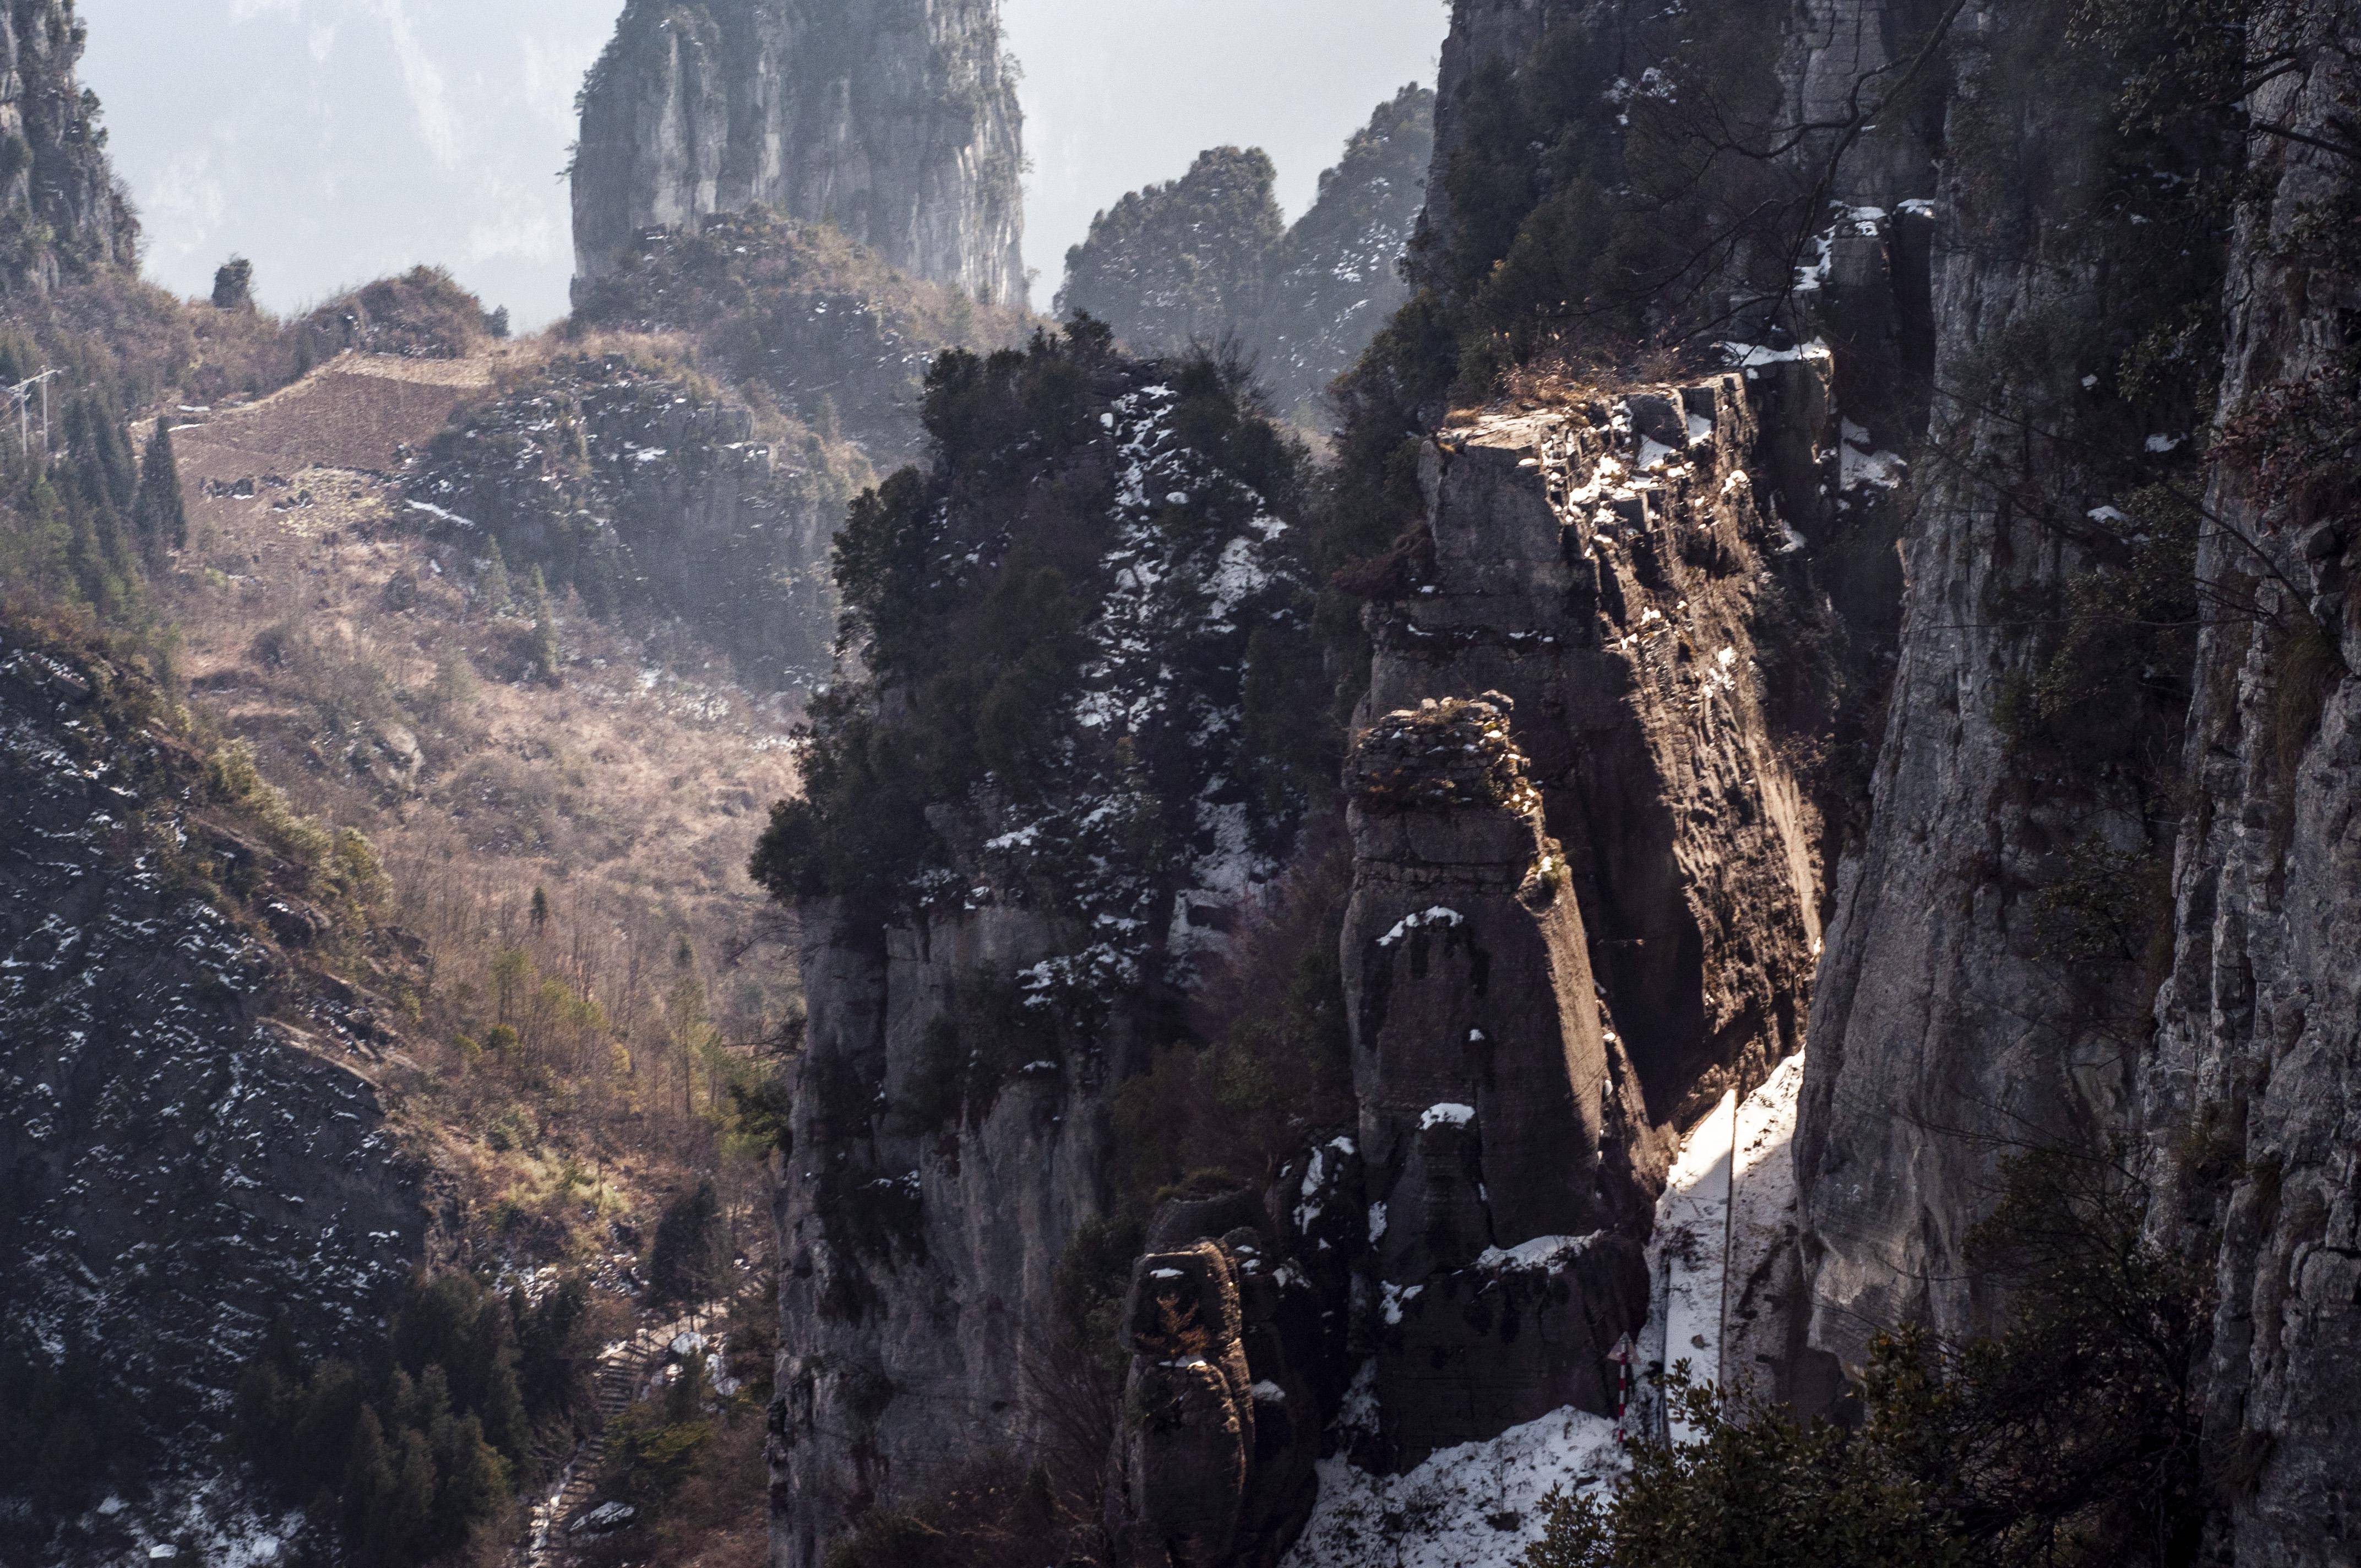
[{"xmin": 1528, "ymin": 1150, "xmax": 2206, "ymax": 1568}]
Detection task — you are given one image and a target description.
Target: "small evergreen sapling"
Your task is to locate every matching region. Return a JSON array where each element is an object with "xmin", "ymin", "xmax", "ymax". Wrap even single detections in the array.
[{"xmin": 478, "ymin": 536, "xmax": 513, "ymax": 612}]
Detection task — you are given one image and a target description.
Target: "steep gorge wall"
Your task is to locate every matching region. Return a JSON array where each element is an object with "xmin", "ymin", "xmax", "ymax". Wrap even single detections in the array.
[
  {"xmin": 572, "ymin": 0, "xmax": 1025, "ymax": 308},
  {"xmin": 763, "ymin": 0, "xmax": 2361, "ymax": 1563},
  {"xmin": 2140, "ymin": 7, "xmax": 2361, "ymax": 1558}
]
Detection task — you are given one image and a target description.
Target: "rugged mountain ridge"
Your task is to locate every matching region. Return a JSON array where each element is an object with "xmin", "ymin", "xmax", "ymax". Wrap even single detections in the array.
[
  {"xmin": 572, "ymin": 0, "xmax": 1026, "ymax": 308},
  {"xmin": 569, "ymin": 205, "xmax": 1037, "ymax": 461},
  {"xmin": 1057, "ymin": 88, "xmax": 1435, "ymax": 423},
  {"xmin": 0, "ymin": 622, "xmax": 426, "ymax": 1561}
]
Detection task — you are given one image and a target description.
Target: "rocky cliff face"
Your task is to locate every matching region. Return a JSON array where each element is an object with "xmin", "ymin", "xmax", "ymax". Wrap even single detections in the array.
[
  {"xmin": 0, "ymin": 0, "xmax": 137, "ymax": 293},
  {"xmin": 759, "ymin": 0, "xmax": 2361, "ymax": 1561},
  {"xmin": 0, "ymin": 624, "xmax": 425, "ymax": 1562},
  {"xmin": 2140, "ymin": 6, "xmax": 2361, "ymax": 1559},
  {"xmin": 765, "ymin": 331, "xmax": 1320, "ymax": 1566},
  {"xmin": 406, "ymin": 350, "xmax": 867, "ymax": 688},
  {"xmin": 572, "ymin": 0, "xmax": 1025, "ymax": 308}
]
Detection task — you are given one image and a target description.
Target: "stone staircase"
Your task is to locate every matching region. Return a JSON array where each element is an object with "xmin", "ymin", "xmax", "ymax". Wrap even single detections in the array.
[{"xmin": 522, "ymin": 1303, "xmax": 719, "ymax": 1565}]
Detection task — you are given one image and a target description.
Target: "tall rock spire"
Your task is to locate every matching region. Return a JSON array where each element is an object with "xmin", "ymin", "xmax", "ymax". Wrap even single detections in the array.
[
  {"xmin": 570, "ymin": 0, "xmax": 1026, "ymax": 307},
  {"xmin": 0, "ymin": 0, "xmax": 140, "ymax": 295}
]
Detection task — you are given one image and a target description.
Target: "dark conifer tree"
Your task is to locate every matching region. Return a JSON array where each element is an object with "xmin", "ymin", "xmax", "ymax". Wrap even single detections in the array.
[
  {"xmin": 132, "ymin": 415, "xmax": 187, "ymax": 567},
  {"xmin": 646, "ymin": 1178, "xmax": 724, "ymax": 1305}
]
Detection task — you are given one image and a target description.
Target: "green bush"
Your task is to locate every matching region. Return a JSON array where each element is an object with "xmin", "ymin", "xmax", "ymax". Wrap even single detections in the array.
[{"xmin": 646, "ymin": 1178, "xmax": 726, "ymax": 1306}]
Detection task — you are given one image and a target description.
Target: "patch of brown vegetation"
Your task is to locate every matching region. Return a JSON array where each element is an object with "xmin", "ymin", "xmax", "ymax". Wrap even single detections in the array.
[{"xmin": 161, "ymin": 341, "xmax": 802, "ymax": 1271}]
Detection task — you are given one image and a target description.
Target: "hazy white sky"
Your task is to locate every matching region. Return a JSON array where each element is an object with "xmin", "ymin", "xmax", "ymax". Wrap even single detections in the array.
[{"xmin": 81, "ymin": 0, "xmax": 1445, "ymax": 330}]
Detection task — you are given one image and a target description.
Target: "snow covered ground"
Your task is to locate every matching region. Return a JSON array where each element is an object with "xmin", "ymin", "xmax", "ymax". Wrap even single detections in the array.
[
  {"xmin": 1657, "ymin": 1086, "xmax": 1737, "ymax": 1441},
  {"xmin": 1280, "ymin": 1054, "xmax": 1809, "ymax": 1565},
  {"xmin": 1720, "ymin": 1052, "xmax": 1809, "ymax": 1404},
  {"xmin": 1631, "ymin": 1052, "xmax": 1806, "ymax": 1441},
  {"xmin": 1282, "ymin": 1403, "xmax": 1625, "ymax": 1568}
]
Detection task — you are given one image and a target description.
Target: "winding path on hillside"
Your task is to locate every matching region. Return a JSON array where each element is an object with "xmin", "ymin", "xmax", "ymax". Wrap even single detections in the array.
[{"xmin": 523, "ymin": 1300, "xmax": 726, "ymax": 1567}]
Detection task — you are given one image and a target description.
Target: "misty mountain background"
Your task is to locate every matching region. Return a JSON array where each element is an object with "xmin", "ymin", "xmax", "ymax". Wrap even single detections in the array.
[{"xmin": 82, "ymin": 0, "xmax": 1447, "ymax": 329}]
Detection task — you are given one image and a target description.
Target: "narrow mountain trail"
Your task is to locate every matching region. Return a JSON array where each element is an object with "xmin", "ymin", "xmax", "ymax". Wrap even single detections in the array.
[{"xmin": 523, "ymin": 1300, "xmax": 727, "ymax": 1566}]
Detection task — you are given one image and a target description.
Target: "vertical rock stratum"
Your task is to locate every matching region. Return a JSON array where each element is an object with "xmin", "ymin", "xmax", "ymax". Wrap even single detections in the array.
[{"xmin": 571, "ymin": 0, "xmax": 1026, "ymax": 307}]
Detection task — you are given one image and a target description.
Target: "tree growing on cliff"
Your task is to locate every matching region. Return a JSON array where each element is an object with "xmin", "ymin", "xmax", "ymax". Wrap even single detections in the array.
[
  {"xmin": 211, "ymin": 256, "xmax": 255, "ymax": 311},
  {"xmin": 1527, "ymin": 1150, "xmax": 2206, "ymax": 1568}
]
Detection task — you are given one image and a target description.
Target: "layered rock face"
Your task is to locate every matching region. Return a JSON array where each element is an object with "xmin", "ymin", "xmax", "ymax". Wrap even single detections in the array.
[
  {"xmin": 0, "ymin": 0, "xmax": 139, "ymax": 292},
  {"xmin": 1343, "ymin": 698, "xmax": 1652, "ymax": 1462},
  {"xmin": 572, "ymin": 0, "xmax": 1025, "ymax": 307},
  {"xmin": 1366, "ymin": 379, "xmax": 1834, "ymax": 1133}
]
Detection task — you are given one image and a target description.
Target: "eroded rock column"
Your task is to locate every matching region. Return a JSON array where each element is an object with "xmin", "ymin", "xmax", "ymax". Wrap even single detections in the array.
[{"xmin": 1343, "ymin": 696, "xmax": 1653, "ymax": 1463}]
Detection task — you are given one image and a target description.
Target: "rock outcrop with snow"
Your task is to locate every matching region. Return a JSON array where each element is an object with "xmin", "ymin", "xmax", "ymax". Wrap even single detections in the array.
[{"xmin": 405, "ymin": 351, "xmax": 863, "ymax": 688}]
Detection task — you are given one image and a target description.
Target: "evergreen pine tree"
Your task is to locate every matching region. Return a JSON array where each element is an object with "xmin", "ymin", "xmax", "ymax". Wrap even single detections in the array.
[
  {"xmin": 428, "ymin": 1412, "xmax": 507, "ymax": 1553},
  {"xmin": 381, "ymin": 1428, "xmax": 437, "ymax": 1567},
  {"xmin": 94, "ymin": 401, "xmax": 138, "ymax": 514},
  {"xmin": 131, "ymin": 416, "xmax": 188, "ymax": 568},
  {"xmin": 340, "ymin": 1406, "xmax": 393, "ymax": 1541},
  {"xmin": 527, "ymin": 567, "xmax": 561, "ymax": 683},
  {"xmin": 90, "ymin": 494, "xmax": 141, "ymax": 607},
  {"xmin": 464, "ymin": 1297, "xmax": 531, "ymax": 1468},
  {"xmin": 646, "ymin": 1179, "xmax": 723, "ymax": 1306}
]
